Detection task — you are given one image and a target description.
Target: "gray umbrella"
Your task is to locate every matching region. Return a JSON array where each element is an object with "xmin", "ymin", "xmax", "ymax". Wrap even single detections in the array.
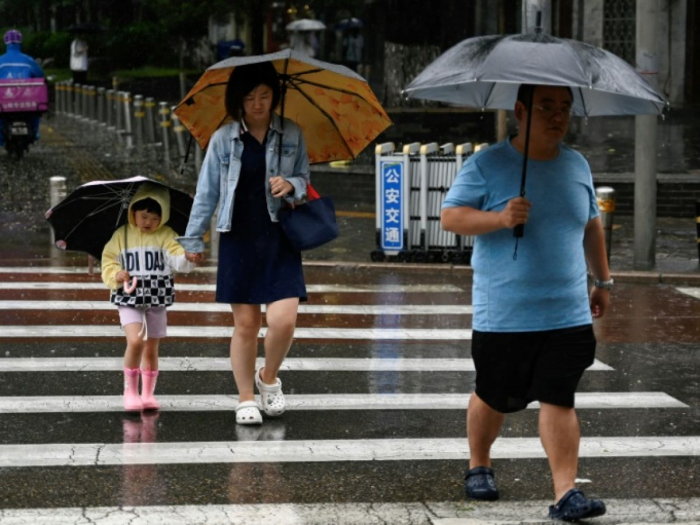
[
  {"xmin": 403, "ymin": 30, "xmax": 666, "ymax": 244},
  {"xmin": 403, "ymin": 32, "xmax": 666, "ymax": 116}
]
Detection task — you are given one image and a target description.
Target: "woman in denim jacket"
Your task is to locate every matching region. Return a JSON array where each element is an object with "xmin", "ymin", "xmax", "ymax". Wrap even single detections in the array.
[{"xmin": 179, "ymin": 62, "xmax": 310, "ymax": 426}]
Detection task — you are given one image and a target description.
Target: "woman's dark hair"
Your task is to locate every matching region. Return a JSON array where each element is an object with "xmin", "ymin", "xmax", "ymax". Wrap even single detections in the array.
[
  {"xmin": 225, "ymin": 62, "xmax": 282, "ymax": 121},
  {"xmin": 516, "ymin": 84, "xmax": 573, "ymax": 106},
  {"xmin": 132, "ymin": 198, "xmax": 162, "ymax": 217}
]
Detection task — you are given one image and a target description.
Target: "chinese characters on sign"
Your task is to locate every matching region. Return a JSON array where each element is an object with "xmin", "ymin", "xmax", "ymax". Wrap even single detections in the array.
[
  {"xmin": 0, "ymin": 101, "xmax": 38, "ymax": 110},
  {"xmin": 380, "ymin": 161, "xmax": 404, "ymax": 251}
]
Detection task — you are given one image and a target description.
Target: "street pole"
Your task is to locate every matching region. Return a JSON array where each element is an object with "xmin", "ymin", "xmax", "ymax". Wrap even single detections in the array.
[
  {"xmin": 634, "ymin": 0, "xmax": 659, "ymax": 270},
  {"xmin": 522, "ymin": 0, "xmax": 551, "ymax": 34}
]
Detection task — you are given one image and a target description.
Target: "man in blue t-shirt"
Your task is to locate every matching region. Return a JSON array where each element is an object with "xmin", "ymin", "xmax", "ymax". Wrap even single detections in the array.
[{"xmin": 442, "ymin": 84, "xmax": 611, "ymax": 521}]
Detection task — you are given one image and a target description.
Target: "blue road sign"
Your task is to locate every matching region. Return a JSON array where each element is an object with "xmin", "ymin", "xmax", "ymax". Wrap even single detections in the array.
[{"xmin": 380, "ymin": 160, "xmax": 404, "ymax": 251}]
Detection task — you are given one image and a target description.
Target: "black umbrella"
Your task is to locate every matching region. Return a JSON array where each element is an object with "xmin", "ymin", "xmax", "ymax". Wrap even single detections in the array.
[{"xmin": 45, "ymin": 176, "xmax": 193, "ymax": 260}]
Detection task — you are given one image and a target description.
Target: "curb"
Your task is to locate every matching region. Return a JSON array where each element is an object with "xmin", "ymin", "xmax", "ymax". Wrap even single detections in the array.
[{"xmin": 300, "ymin": 260, "xmax": 700, "ymax": 284}]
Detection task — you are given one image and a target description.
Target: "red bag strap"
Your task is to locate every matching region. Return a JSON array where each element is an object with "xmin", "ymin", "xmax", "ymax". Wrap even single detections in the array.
[{"xmin": 307, "ymin": 183, "xmax": 321, "ymax": 201}]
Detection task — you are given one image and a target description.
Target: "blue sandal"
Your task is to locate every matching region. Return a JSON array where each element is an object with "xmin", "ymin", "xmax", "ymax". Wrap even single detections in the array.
[
  {"xmin": 549, "ymin": 489, "xmax": 606, "ymax": 521},
  {"xmin": 464, "ymin": 466, "xmax": 499, "ymax": 500}
]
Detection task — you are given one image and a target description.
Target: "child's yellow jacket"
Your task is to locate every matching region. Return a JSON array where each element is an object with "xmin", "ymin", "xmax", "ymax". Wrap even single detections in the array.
[{"xmin": 101, "ymin": 183, "xmax": 194, "ymax": 307}]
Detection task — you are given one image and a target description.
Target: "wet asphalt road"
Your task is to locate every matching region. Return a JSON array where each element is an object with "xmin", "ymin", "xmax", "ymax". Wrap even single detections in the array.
[{"xmin": 0, "ymin": 117, "xmax": 699, "ymax": 523}]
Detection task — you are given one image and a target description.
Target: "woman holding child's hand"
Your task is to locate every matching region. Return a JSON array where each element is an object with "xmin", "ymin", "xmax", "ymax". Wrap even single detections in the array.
[{"xmin": 177, "ymin": 62, "xmax": 311, "ymax": 427}]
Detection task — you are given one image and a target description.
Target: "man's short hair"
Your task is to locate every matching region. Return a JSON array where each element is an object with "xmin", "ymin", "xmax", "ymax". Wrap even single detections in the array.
[
  {"xmin": 225, "ymin": 62, "xmax": 282, "ymax": 122},
  {"xmin": 132, "ymin": 198, "xmax": 162, "ymax": 217},
  {"xmin": 516, "ymin": 84, "xmax": 574, "ymax": 106}
]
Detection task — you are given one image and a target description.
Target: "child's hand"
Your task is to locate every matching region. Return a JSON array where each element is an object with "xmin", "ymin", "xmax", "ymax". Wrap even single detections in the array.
[
  {"xmin": 116, "ymin": 270, "xmax": 130, "ymax": 283},
  {"xmin": 185, "ymin": 252, "xmax": 205, "ymax": 265}
]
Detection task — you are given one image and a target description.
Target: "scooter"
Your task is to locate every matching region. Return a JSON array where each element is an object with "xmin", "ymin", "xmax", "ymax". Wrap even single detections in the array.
[{"xmin": 0, "ymin": 77, "xmax": 48, "ymax": 159}]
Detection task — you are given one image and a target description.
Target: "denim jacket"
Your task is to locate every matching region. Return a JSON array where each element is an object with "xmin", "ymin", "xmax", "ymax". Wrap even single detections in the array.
[{"xmin": 177, "ymin": 113, "xmax": 311, "ymax": 253}]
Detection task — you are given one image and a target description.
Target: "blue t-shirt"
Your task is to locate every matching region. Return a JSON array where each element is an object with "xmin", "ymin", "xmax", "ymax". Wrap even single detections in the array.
[{"xmin": 442, "ymin": 138, "xmax": 599, "ymax": 332}]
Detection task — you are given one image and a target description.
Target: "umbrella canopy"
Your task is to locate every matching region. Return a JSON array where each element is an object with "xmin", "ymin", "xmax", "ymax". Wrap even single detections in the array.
[
  {"xmin": 173, "ymin": 49, "xmax": 391, "ymax": 164},
  {"xmin": 45, "ymin": 176, "xmax": 193, "ymax": 260},
  {"xmin": 286, "ymin": 19, "xmax": 326, "ymax": 32},
  {"xmin": 403, "ymin": 32, "xmax": 666, "ymax": 116}
]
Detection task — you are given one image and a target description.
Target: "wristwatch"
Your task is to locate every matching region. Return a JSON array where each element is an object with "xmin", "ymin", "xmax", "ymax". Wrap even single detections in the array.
[{"xmin": 594, "ymin": 278, "xmax": 614, "ymax": 290}]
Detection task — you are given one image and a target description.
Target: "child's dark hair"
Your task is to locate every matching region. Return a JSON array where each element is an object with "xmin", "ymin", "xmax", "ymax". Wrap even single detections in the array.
[
  {"xmin": 132, "ymin": 198, "xmax": 161, "ymax": 217},
  {"xmin": 225, "ymin": 62, "xmax": 282, "ymax": 121}
]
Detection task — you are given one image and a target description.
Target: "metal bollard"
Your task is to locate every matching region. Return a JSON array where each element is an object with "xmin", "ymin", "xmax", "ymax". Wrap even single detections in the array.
[
  {"xmin": 596, "ymin": 186, "xmax": 616, "ymax": 263},
  {"xmin": 87, "ymin": 86, "xmax": 96, "ymax": 121},
  {"xmin": 133, "ymin": 95, "xmax": 145, "ymax": 151},
  {"xmin": 55, "ymin": 82, "xmax": 63, "ymax": 115},
  {"xmin": 105, "ymin": 89, "xmax": 114, "ymax": 129},
  {"xmin": 122, "ymin": 91, "xmax": 134, "ymax": 148},
  {"xmin": 97, "ymin": 87, "xmax": 106, "ymax": 124},
  {"xmin": 144, "ymin": 97, "xmax": 156, "ymax": 144},
  {"xmin": 65, "ymin": 81, "xmax": 73, "ymax": 116},
  {"xmin": 55, "ymin": 82, "xmax": 61, "ymax": 114},
  {"xmin": 73, "ymin": 84, "xmax": 82, "ymax": 118},
  {"xmin": 82, "ymin": 85, "xmax": 89, "ymax": 119},
  {"xmin": 48, "ymin": 176, "xmax": 67, "ymax": 245},
  {"xmin": 172, "ymin": 111, "xmax": 187, "ymax": 159},
  {"xmin": 696, "ymin": 200, "xmax": 700, "ymax": 263},
  {"xmin": 194, "ymin": 143, "xmax": 203, "ymax": 175},
  {"xmin": 158, "ymin": 102, "xmax": 172, "ymax": 162},
  {"xmin": 115, "ymin": 91, "xmax": 123, "ymax": 137}
]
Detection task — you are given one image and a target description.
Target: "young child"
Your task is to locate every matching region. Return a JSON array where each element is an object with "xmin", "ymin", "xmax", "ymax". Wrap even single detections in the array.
[{"xmin": 102, "ymin": 183, "xmax": 195, "ymax": 411}]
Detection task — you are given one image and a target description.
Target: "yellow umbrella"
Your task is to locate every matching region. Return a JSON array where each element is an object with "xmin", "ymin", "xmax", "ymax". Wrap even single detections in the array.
[{"xmin": 173, "ymin": 49, "xmax": 392, "ymax": 164}]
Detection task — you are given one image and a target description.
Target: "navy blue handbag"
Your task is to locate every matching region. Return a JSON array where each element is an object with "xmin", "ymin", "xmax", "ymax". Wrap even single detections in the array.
[{"xmin": 278, "ymin": 184, "xmax": 339, "ymax": 251}]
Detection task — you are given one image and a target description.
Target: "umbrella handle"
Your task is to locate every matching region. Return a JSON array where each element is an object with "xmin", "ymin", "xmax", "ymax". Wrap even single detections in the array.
[
  {"xmin": 124, "ymin": 277, "xmax": 138, "ymax": 294},
  {"xmin": 514, "ymin": 224, "xmax": 524, "ymax": 238}
]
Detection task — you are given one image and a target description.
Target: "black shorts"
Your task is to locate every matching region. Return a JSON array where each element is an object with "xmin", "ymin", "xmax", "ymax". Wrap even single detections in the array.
[{"xmin": 471, "ymin": 324, "xmax": 596, "ymax": 413}]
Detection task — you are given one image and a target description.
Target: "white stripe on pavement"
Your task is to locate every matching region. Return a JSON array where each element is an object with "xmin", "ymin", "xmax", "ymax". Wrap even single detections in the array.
[
  {"xmin": 676, "ymin": 287, "xmax": 700, "ymax": 301},
  {"xmin": 1, "ymin": 499, "xmax": 699, "ymax": 525},
  {"xmin": 0, "ymin": 356, "xmax": 614, "ymax": 372},
  {"xmin": 0, "ymin": 266, "xmax": 216, "ymax": 274},
  {"xmin": 0, "ymin": 498, "xmax": 700, "ymax": 525},
  {"xmin": 0, "ymin": 282, "xmax": 464, "ymax": 293},
  {"xmin": 0, "ymin": 392, "xmax": 682, "ymax": 413},
  {"xmin": 0, "ymin": 326, "xmax": 473, "ymax": 339},
  {"xmin": 1, "ymin": 436, "xmax": 699, "ymax": 467},
  {"xmin": 0, "ymin": 300, "xmax": 472, "ymax": 315}
]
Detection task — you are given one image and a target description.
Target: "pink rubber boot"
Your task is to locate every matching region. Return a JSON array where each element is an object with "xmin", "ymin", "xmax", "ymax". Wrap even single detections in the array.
[
  {"xmin": 123, "ymin": 367, "xmax": 143, "ymax": 411},
  {"xmin": 141, "ymin": 369, "xmax": 160, "ymax": 410}
]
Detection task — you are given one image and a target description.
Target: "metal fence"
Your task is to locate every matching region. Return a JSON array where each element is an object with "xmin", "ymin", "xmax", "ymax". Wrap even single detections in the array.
[
  {"xmin": 372, "ymin": 141, "xmax": 488, "ymax": 264},
  {"xmin": 54, "ymin": 80, "xmax": 202, "ymax": 175}
]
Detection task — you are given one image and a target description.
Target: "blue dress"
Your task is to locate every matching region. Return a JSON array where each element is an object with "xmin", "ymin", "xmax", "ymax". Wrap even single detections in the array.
[{"xmin": 216, "ymin": 131, "xmax": 307, "ymax": 304}]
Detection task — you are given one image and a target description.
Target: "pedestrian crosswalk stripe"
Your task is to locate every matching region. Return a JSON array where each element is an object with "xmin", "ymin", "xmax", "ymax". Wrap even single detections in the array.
[
  {"xmin": 0, "ymin": 326, "xmax": 473, "ymax": 339},
  {"xmin": 1, "ymin": 498, "xmax": 698, "ymax": 525},
  {"xmin": 1, "ymin": 436, "xmax": 698, "ymax": 467},
  {"xmin": 0, "ymin": 282, "xmax": 465, "ymax": 293},
  {"xmin": 0, "ymin": 356, "xmax": 614, "ymax": 372},
  {"xmin": 0, "ymin": 300, "xmax": 473, "ymax": 315},
  {"xmin": 0, "ymin": 392, "xmax": 682, "ymax": 413},
  {"xmin": 0, "ymin": 266, "xmax": 217, "ymax": 274},
  {"xmin": 676, "ymin": 287, "xmax": 700, "ymax": 301}
]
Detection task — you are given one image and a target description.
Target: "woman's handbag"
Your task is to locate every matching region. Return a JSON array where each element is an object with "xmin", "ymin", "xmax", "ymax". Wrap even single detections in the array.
[{"xmin": 278, "ymin": 184, "xmax": 339, "ymax": 251}]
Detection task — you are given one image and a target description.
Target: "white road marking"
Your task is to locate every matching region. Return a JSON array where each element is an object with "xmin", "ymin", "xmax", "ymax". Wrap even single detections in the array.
[
  {"xmin": 676, "ymin": 287, "xmax": 700, "ymax": 301},
  {"xmin": 0, "ymin": 356, "xmax": 613, "ymax": 372},
  {"xmin": 0, "ymin": 282, "xmax": 464, "ymax": 293},
  {"xmin": 0, "ymin": 326, "xmax": 473, "ymax": 339},
  {"xmin": 0, "ymin": 300, "xmax": 472, "ymax": 315},
  {"xmin": 0, "ymin": 392, "xmax": 681, "ymax": 414},
  {"xmin": 2, "ymin": 499, "xmax": 698, "ymax": 525},
  {"xmin": 1, "ymin": 436, "xmax": 699, "ymax": 467}
]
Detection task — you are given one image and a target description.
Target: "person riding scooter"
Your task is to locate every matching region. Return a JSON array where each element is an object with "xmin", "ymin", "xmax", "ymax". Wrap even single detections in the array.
[{"xmin": 0, "ymin": 29, "xmax": 45, "ymax": 151}]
